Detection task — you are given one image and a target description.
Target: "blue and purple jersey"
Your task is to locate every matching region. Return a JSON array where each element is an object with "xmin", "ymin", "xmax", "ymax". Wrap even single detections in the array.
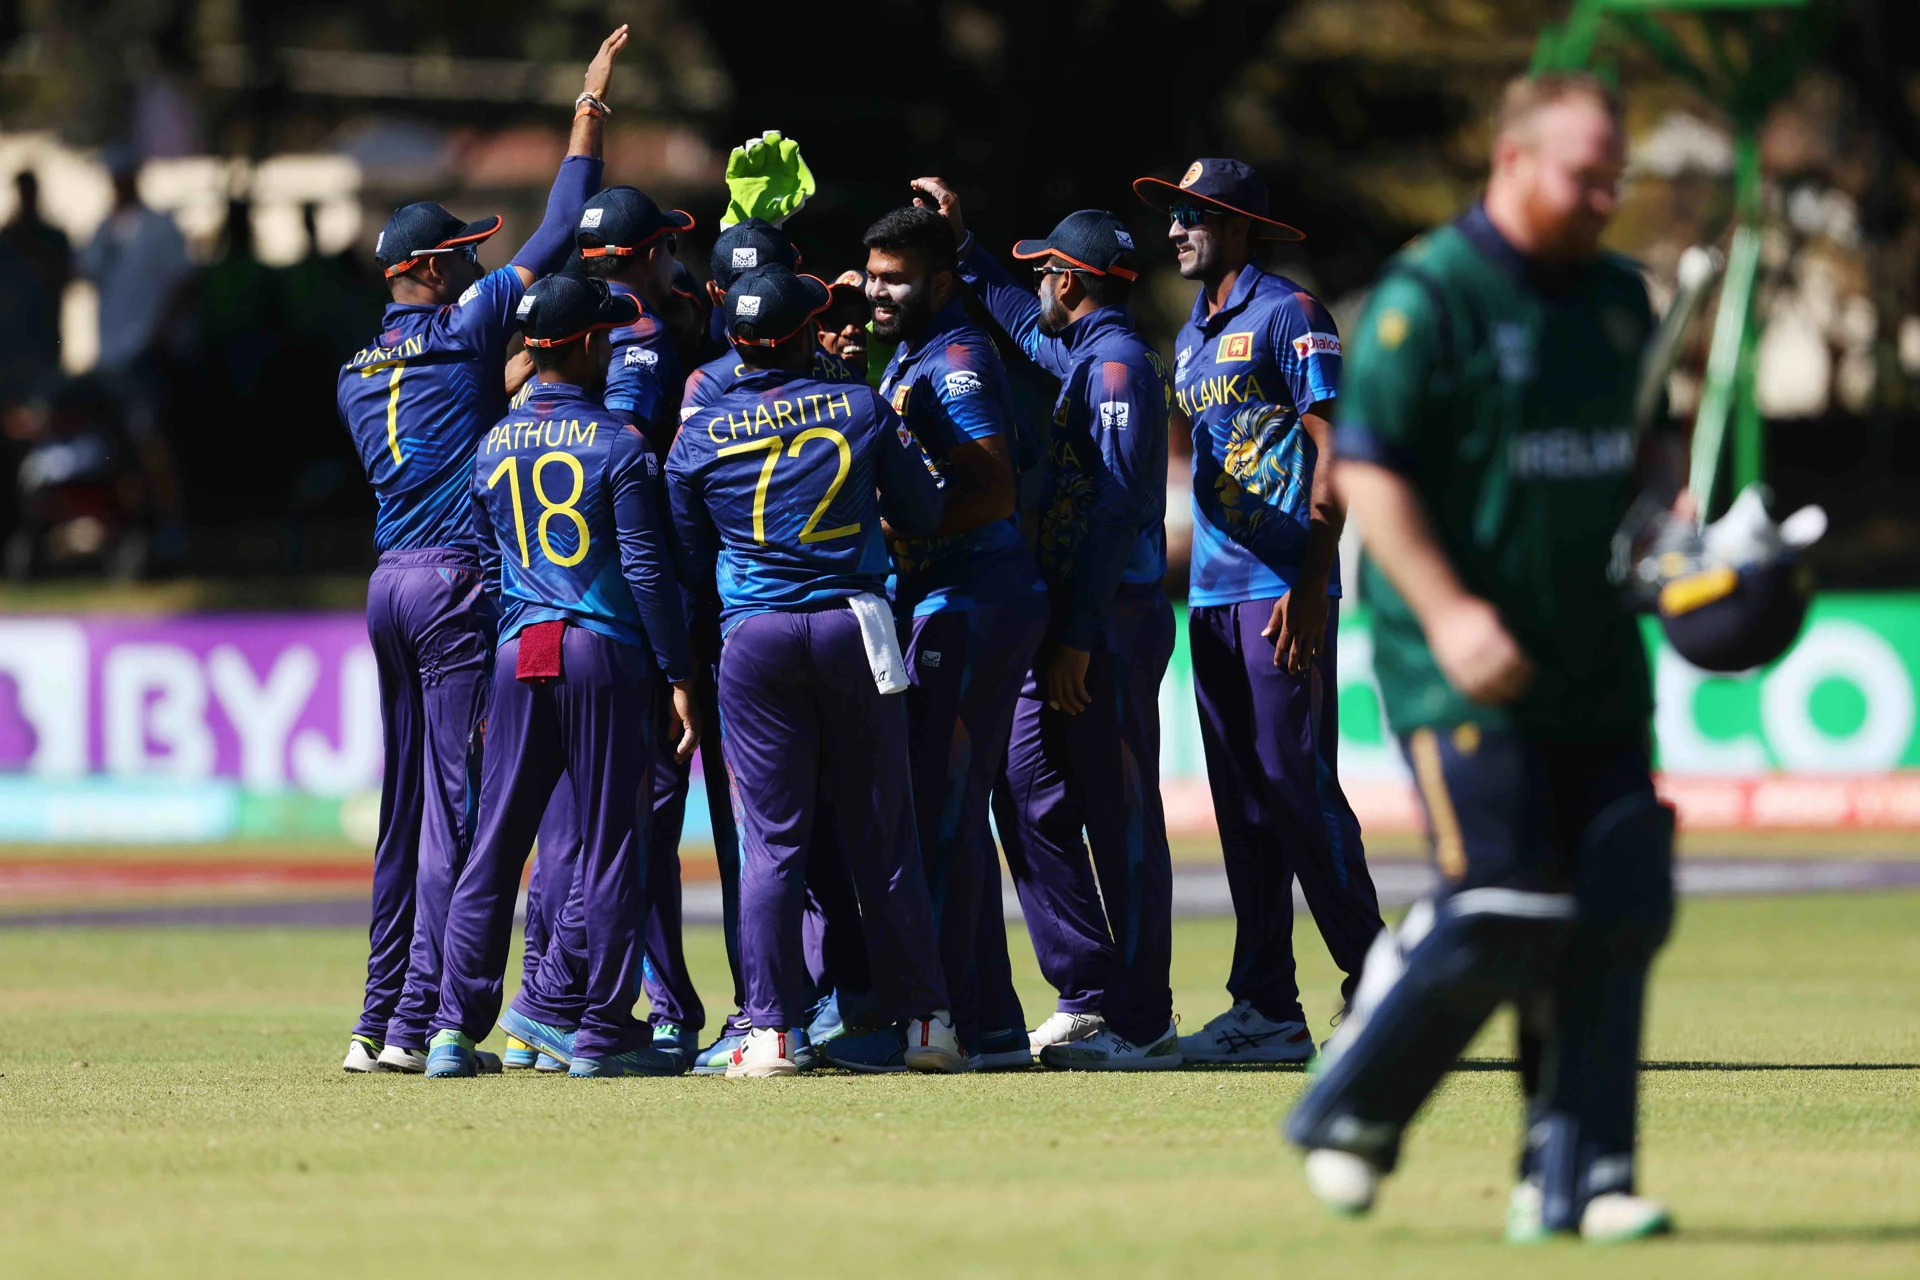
[
  {"xmin": 878, "ymin": 300, "xmax": 1042, "ymax": 617},
  {"xmin": 680, "ymin": 345, "xmax": 857, "ymax": 425},
  {"xmin": 469, "ymin": 379, "xmax": 690, "ymax": 680},
  {"xmin": 666, "ymin": 368, "xmax": 943, "ymax": 632},
  {"xmin": 602, "ymin": 280, "xmax": 683, "ymax": 457},
  {"xmin": 957, "ymin": 238, "xmax": 1170, "ymax": 648},
  {"xmin": 1173, "ymin": 266, "xmax": 1342, "ymax": 607}
]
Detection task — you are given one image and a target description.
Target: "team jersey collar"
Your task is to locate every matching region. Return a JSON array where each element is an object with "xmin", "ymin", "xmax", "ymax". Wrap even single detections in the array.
[
  {"xmin": 1458, "ymin": 201, "xmax": 1589, "ymax": 296},
  {"xmin": 519, "ymin": 379, "xmax": 599, "ymax": 411},
  {"xmin": 1188, "ymin": 262, "xmax": 1266, "ymax": 333},
  {"xmin": 731, "ymin": 365, "xmax": 811, "ymax": 394},
  {"xmin": 1057, "ymin": 304, "xmax": 1134, "ymax": 352},
  {"xmin": 896, "ymin": 298, "xmax": 970, "ymax": 360}
]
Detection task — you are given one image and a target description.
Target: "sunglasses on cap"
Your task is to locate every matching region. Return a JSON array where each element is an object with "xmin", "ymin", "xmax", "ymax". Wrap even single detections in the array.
[
  {"xmin": 1032, "ymin": 264, "xmax": 1093, "ymax": 280},
  {"xmin": 1169, "ymin": 205, "xmax": 1214, "ymax": 229},
  {"xmin": 411, "ymin": 244, "xmax": 482, "ymax": 266}
]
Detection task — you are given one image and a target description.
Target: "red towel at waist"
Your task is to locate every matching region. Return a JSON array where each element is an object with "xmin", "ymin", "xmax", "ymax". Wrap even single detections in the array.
[{"xmin": 516, "ymin": 620, "xmax": 566, "ymax": 683}]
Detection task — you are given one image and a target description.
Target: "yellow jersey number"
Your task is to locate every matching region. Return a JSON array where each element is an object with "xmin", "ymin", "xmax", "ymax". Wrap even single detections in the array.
[
  {"xmin": 715, "ymin": 427, "xmax": 861, "ymax": 546},
  {"xmin": 486, "ymin": 451, "xmax": 590, "ymax": 567}
]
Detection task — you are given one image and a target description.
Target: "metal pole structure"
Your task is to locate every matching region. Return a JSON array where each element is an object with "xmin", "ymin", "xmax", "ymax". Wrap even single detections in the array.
[{"xmin": 1531, "ymin": 0, "xmax": 1836, "ymax": 521}]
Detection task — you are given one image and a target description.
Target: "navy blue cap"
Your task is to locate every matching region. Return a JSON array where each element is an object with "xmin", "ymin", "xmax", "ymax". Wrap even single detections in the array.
[
  {"xmin": 1133, "ymin": 158, "xmax": 1304, "ymax": 242},
  {"xmin": 670, "ymin": 259, "xmax": 701, "ymax": 300},
  {"xmin": 1011, "ymin": 209, "xmax": 1140, "ymax": 279},
  {"xmin": 576, "ymin": 185, "xmax": 695, "ymax": 258},
  {"xmin": 724, "ymin": 266, "xmax": 832, "ymax": 347},
  {"xmin": 710, "ymin": 218, "xmax": 800, "ymax": 290},
  {"xmin": 376, "ymin": 201, "xmax": 503, "ymax": 278},
  {"xmin": 515, "ymin": 273, "xmax": 641, "ymax": 348}
]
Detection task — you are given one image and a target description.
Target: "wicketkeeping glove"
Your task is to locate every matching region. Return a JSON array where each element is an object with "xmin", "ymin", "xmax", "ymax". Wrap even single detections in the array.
[{"xmin": 721, "ymin": 130, "xmax": 816, "ymax": 229}]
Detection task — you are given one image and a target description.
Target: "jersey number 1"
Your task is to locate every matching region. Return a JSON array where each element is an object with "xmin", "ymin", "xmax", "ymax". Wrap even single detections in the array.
[
  {"xmin": 716, "ymin": 427, "xmax": 861, "ymax": 545},
  {"xmin": 486, "ymin": 452, "xmax": 590, "ymax": 567}
]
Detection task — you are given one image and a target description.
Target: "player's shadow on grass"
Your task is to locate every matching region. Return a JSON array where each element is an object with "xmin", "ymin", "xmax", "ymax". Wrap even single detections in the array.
[
  {"xmin": 1442, "ymin": 1058, "xmax": 1920, "ymax": 1073},
  {"xmin": 1682, "ymin": 1223, "xmax": 1920, "ymax": 1245}
]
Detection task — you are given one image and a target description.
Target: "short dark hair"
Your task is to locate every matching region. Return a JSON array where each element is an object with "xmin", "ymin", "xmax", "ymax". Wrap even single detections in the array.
[
  {"xmin": 862, "ymin": 206, "xmax": 956, "ymax": 277},
  {"xmin": 1080, "ymin": 271, "xmax": 1131, "ymax": 309},
  {"xmin": 577, "ymin": 252, "xmax": 617, "ymax": 279},
  {"xmin": 528, "ymin": 339, "xmax": 580, "ymax": 372}
]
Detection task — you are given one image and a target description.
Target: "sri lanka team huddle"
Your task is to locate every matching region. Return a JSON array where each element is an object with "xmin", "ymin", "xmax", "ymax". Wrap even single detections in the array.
[{"xmin": 335, "ymin": 27, "xmax": 1679, "ymax": 1245}]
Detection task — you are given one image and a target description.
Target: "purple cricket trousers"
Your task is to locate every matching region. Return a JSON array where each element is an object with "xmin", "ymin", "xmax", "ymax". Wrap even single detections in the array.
[
  {"xmin": 901, "ymin": 593, "xmax": 1048, "ymax": 1040},
  {"xmin": 435, "ymin": 626, "xmax": 657, "ymax": 1058},
  {"xmin": 721, "ymin": 604, "xmax": 947, "ymax": 1030},
  {"xmin": 1190, "ymin": 599, "xmax": 1383, "ymax": 1021},
  {"xmin": 358, "ymin": 548, "xmax": 494, "ymax": 1050},
  {"xmin": 992, "ymin": 586, "xmax": 1177, "ymax": 1043}
]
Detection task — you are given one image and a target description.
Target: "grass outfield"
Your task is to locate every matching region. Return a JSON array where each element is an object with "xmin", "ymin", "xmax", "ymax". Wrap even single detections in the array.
[{"xmin": 3, "ymin": 898, "xmax": 1917, "ymax": 1278}]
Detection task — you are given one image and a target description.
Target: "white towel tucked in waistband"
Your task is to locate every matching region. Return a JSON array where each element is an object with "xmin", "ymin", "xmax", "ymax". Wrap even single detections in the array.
[{"xmin": 847, "ymin": 593, "xmax": 909, "ymax": 695}]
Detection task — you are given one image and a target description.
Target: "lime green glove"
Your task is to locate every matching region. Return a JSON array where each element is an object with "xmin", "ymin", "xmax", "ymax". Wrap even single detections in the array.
[{"xmin": 721, "ymin": 130, "xmax": 816, "ymax": 229}]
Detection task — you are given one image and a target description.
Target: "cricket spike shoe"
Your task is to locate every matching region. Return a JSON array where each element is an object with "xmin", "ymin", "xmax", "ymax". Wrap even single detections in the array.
[
  {"xmin": 501, "ymin": 1036, "xmax": 540, "ymax": 1070},
  {"xmin": 725, "ymin": 1027, "xmax": 801, "ymax": 1078},
  {"xmin": 821, "ymin": 1024, "xmax": 910, "ymax": 1073},
  {"xmin": 1039, "ymin": 1020, "xmax": 1182, "ymax": 1071},
  {"xmin": 375, "ymin": 1044, "xmax": 428, "ymax": 1073},
  {"xmin": 498, "ymin": 1008, "xmax": 576, "ymax": 1069},
  {"xmin": 342, "ymin": 1034, "xmax": 382, "ymax": 1073},
  {"xmin": 424, "ymin": 1030, "xmax": 504, "ymax": 1078},
  {"xmin": 1304, "ymin": 1149, "xmax": 1381, "ymax": 1216},
  {"xmin": 1027, "ymin": 1010, "xmax": 1104, "ymax": 1057},
  {"xmin": 568, "ymin": 1045, "xmax": 684, "ymax": 1078},
  {"xmin": 970, "ymin": 1027, "xmax": 1033, "ymax": 1072},
  {"xmin": 692, "ymin": 1030, "xmax": 748, "ymax": 1076},
  {"xmin": 1178, "ymin": 1001, "xmax": 1314, "ymax": 1064},
  {"xmin": 1580, "ymin": 1194, "xmax": 1674, "ymax": 1243},
  {"xmin": 903, "ymin": 1010, "xmax": 967, "ymax": 1074}
]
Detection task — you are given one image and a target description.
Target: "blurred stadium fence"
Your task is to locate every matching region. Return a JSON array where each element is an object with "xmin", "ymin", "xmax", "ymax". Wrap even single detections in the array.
[{"xmin": 1, "ymin": 597, "xmax": 1917, "ymax": 844}]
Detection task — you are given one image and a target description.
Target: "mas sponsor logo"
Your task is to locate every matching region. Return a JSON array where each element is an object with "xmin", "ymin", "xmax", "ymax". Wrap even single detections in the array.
[
  {"xmin": 579, "ymin": 208, "xmax": 604, "ymax": 229},
  {"xmin": 1217, "ymin": 332, "xmax": 1255, "ymax": 363},
  {"xmin": 1099, "ymin": 401, "xmax": 1130, "ymax": 430},
  {"xmin": 736, "ymin": 295, "xmax": 761, "ymax": 317},
  {"xmin": 731, "ymin": 247, "xmax": 758, "ymax": 270},
  {"xmin": 1292, "ymin": 331, "xmax": 1341, "ymax": 360},
  {"xmin": 515, "ymin": 294, "xmax": 536, "ymax": 318},
  {"xmin": 624, "ymin": 347, "xmax": 658, "ymax": 368},
  {"xmin": 458, "ymin": 282, "xmax": 481, "ymax": 306},
  {"xmin": 944, "ymin": 370, "xmax": 984, "ymax": 398}
]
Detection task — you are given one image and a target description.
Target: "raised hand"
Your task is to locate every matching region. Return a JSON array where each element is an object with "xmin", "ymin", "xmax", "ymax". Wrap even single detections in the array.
[
  {"xmin": 910, "ymin": 176, "xmax": 965, "ymax": 242},
  {"xmin": 583, "ymin": 25, "xmax": 630, "ymax": 102}
]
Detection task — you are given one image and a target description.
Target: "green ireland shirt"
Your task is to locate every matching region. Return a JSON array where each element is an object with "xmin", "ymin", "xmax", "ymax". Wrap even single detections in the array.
[{"xmin": 1335, "ymin": 205, "xmax": 1656, "ymax": 743}]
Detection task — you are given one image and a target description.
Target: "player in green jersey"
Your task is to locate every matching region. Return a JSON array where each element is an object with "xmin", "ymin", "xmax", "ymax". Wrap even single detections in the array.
[{"xmin": 1284, "ymin": 74, "xmax": 1679, "ymax": 1244}]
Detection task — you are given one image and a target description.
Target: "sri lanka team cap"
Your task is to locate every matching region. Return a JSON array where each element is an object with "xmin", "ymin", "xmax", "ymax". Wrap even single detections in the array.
[
  {"xmin": 576, "ymin": 185, "xmax": 695, "ymax": 257},
  {"xmin": 825, "ymin": 269, "xmax": 871, "ymax": 317},
  {"xmin": 515, "ymin": 273, "xmax": 640, "ymax": 348},
  {"xmin": 670, "ymin": 259, "xmax": 701, "ymax": 300},
  {"xmin": 375, "ymin": 201, "xmax": 503, "ymax": 278},
  {"xmin": 1133, "ymin": 158, "xmax": 1305, "ymax": 242},
  {"xmin": 710, "ymin": 217, "xmax": 801, "ymax": 290},
  {"xmin": 1011, "ymin": 209, "xmax": 1140, "ymax": 279},
  {"xmin": 725, "ymin": 265, "xmax": 833, "ymax": 347}
]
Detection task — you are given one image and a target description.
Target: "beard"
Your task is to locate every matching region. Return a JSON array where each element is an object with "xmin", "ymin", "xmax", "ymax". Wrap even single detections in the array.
[
  {"xmin": 870, "ymin": 287, "xmax": 934, "ymax": 343},
  {"xmin": 1521, "ymin": 187, "xmax": 1607, "ymax": 262},
  {"xmin": 1037, "ymin": 282, "xmax": 1074, "ymax": 336}
]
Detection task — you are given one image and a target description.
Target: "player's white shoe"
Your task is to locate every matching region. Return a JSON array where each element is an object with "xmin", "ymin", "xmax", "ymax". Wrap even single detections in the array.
[
  {"xmin": 375, "ymin": 1044, "xmax": 427, "ymax": 1073},
  {"xmin": 1039, "ymin": 1020, "xmax": 1182, "ymax": 1071},
  {"xmin": 1027, "ymin": 1010, "xmax": 1105, "ymax": 1056},
  {"xmin": 903, "ymin": 1010, "xmax": 967, "ymax": 1073},
  {"xmin": 1178, "ymin": 1001, "xmax": 1314, "ymax": 1064},
  {"xmin": 1304, "ymin": 1148, "xmax": 1380, "ymax": 1215},
  {"xmin": 342, "ymin": 1035, "xmax": 381, "ymax": 1073},
  {"xmin": 1580, "ymin": 1193, "xmax": 1673, "ymax": 1243},
  {"xmin": 725, "ymin": 1028, "xmax": 799, "ymax": 1078}
]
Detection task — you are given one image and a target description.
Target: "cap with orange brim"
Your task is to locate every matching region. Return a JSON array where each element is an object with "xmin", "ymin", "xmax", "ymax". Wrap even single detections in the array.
[{"xmin": 1132, "ymin": 158, "xmax": 1304, "ymax": 242}]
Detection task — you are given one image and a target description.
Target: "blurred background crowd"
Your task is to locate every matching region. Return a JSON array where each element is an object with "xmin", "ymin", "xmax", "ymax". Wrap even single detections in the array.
[{"xmin": 1, "ymin": 0, "xmax": 1918, "ymax": 591}]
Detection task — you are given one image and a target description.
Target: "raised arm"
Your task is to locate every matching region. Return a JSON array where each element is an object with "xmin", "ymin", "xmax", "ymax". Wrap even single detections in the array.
[
  {"xmin": 508, "ymin": 25, "xmax": 627, "ymax": 286},
  {"xmin": 913, "ymin": 176, "xmax": 1066, "ymax": 377}
]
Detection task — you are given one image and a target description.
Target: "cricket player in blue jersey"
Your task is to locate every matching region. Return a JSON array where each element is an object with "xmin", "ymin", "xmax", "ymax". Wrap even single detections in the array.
[
  {"xmin": 333, "ymin": 26, "xmax": 627, "ymax": 1075},
  {"xmin": 916, "ymin": 178, "xmax": 1179, "ymax": 1070},
  {"xmin": 427, "ymin": 273, "xmax": 698, "ymax": 1078},
  {"xmin": 825, "ymin": 204, "xmax": 1048, "ymax": 1070},
  {"xmin": 1132, "ymin": 158, "xmax": 1384, "ymax": 1063},
  {"xmin": 666, "ymin": 265, "xmax": 961, "ymax": 1077},
  {"xmin": 675, "ymin": 216, "xmax": 875, "ymax": 1073}
]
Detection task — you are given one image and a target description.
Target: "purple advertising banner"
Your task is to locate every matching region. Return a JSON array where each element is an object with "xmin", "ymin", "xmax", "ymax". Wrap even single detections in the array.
[{"xmin": 0, "ymin": 614, "xmax": 379, "ymax": 794}]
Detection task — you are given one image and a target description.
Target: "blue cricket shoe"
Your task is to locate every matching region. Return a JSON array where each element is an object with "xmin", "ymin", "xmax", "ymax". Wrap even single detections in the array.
[
  {"xmin": 424, "ymin": 1030, "xmax": 504, "ymax": 1078},
  {"xmin": 823, "ymin": 1024, "xmax": 909, "ymax": 1073},
  {"xmin": 648, "ymin": 1021, "xmax": 697, "ymax": 1073},
  {"xmin": 569, "ymin": 1045, "xmax": 685, "ymax": 1078},
  {"xmin": 501, "ymin": 1036, "xmax": 539, "ymax": 1070},
  {"xmin": 971, "ymin": 1027, "xmax": 1034, "ymax": 1072},
  {"xmin": 498, "ymin": 1008, "xmax": 577, "ymax": 1069}
]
